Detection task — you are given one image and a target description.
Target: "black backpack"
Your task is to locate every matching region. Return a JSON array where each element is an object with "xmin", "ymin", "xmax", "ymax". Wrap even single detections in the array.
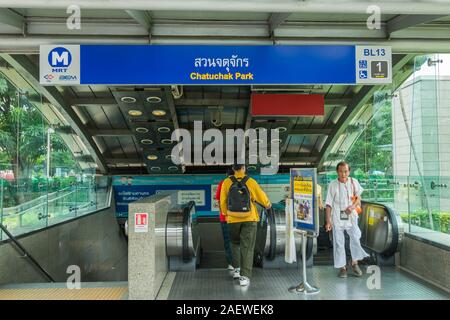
[{"xmin": 227, "ymin": 176, "xmax": 251, "ymax": 213}]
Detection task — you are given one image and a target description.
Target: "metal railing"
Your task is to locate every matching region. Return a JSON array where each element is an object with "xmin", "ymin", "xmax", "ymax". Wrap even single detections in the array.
[
  {"xmin": 0, "ymin": 176, "xmax": 112, "ymax": 241},
  {"xmin": 0, "ymin": 222, "xmax": 55, "ymax": 282}
]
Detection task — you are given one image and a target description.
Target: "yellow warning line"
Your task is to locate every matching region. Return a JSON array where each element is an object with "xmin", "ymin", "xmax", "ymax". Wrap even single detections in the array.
[{"xmin": 0, "ymin": 287, "xmax": 128, "ymax": 300}]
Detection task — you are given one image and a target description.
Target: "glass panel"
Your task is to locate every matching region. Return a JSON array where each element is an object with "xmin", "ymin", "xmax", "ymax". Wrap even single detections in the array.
[
  {"xmin": 0, "ymin": 83, "xmax": 48, "ymax": 238},
  {"xmin": 438, "ymin": 175, "xmax": 450, "ymax": 235},
  {"xmin": 2, "ymin": 177, "xmax": 48, "ymax": 237},
  {"xmin": 404, "ymin": 55, "xmax": 441, "ymax": 236},
  {"xmin": 76, "ymin": 173, "xmax": 96, "ymax": 216},
  {"xmin": 0, "ymin": 71, "xmax": 111, "ymax": 239},
  {"xmin": 46, "ymin": 175, "xmax": 78, "ymax": 225},
  {"xmin": 320, "ymin": 53, "xmax": 450, "ymax": 243},
  {"xmin": 95, "ymin": 175, "xmax": 110, "ymax": 210}
]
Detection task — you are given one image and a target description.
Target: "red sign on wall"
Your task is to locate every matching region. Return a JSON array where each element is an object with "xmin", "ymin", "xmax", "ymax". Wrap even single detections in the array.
[
  {"xmin": 134, "ymin": 213, "xmax": 148, "ymax": 233},
  {"xmin": 251, "ymin": 94, "xmax": 324, "ymax": 116}
]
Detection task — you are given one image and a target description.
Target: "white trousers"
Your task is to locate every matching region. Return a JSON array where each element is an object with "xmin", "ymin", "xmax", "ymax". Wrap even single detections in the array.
[{"xmin": 332, "ymin": 222, "xmax": 369, "ymax": 269}]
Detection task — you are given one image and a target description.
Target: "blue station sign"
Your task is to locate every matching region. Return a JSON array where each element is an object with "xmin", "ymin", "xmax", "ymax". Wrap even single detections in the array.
[{"xmin": 40, "ymin": 45, "xmax": 392, "ymax": 86}]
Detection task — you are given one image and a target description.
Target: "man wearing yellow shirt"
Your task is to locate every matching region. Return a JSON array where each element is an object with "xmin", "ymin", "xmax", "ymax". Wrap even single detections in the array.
[{"xmin": 220, "ymin": 164, "xmax": 272, "ymax": 287}]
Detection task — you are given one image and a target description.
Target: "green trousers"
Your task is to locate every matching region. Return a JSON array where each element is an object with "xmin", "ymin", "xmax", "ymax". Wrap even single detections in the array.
[{"xmin": 228, "ymin": 221, "xmax": 257, "ymax": 278}]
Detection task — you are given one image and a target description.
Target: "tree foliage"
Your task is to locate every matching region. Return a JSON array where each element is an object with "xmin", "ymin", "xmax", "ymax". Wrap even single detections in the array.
[
  {"xmin": 0, "ymin": 74, "xmax": 77, "ymax": 179},
  {"xmin": 345, "ymin": 98, "xmax": 393, "ymax": 176}
]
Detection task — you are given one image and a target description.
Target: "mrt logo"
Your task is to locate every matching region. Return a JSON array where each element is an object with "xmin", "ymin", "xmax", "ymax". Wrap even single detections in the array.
[{"xmin": 48, "ymin": 47, "xmax": 72, "ymax": 67}]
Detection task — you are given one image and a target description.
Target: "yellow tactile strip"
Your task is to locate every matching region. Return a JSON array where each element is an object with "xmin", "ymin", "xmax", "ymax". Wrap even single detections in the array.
[{"xmin": 0, "ymin": 287, "xmax": 128, "ymax": 300}]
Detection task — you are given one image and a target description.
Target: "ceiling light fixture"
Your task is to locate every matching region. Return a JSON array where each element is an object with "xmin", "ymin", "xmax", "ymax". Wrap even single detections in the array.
[
  {"xmin": 128, "ymin": 110, "xmax": 142, "ymax": 116},
  {"xmin": 140, "ymin": 139, "xmax": 154, "ymax": 145},
  {"xmin": 147, "ymin": 96, "xmax": 162, "ymax": 103},
  {"xmin": 121, "ymin": 96, "xmax": 136, "ymax": 103},
  {"xmin": 157, "ymin": 127, "xmax": 171, "ymax": 133},
  {"xmin": 136, "ymin": 127, "xmax": 149, "ymax": 133},
  {"xmin": 152, "ymin": 110, "xmax": 166, "ymax": 116}
]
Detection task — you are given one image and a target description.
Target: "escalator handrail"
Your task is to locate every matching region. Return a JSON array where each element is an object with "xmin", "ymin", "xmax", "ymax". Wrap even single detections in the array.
[
  {"xmin": 361, "ymin": 200, "xmax": 400, "ymax": 257},
  {"xmin": 0, "ymin": 223, "xmax": 55, "ymax": 282},
  {"xmin": 181, "ymin": 201, "xmax": 195, "ymax": 262},
  {"xmin": 264, "ymin": 203, "xmax": 314, "ymax": 261},
  {"xmin": 265, "ymin": 207, "xmax": 277, "ymax": 261}
]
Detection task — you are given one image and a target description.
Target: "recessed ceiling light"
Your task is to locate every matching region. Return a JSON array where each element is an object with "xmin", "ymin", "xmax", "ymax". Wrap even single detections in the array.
[
  {"xmin": 147, "ymin": 96, "xmax": 162, "ymax": 103},
  {"xmin": 128, "ymin": 110, "xmax": 142, "ymax": 117},
  {"xmin": 276, "ymin": 126, "xmax": 287, "ymax": 133},
  {"xmin": 165, "ymin": 154, "xmax": 174, "ymax": 160},
  {"xmin": 271, "ymin": 138, "xmax": 282, "ymax": 144},
  {"xmin": 150, "ymin": 166, "xmax": 161, "ymax": 171},
  {"xmin": 168, "ymin": 166, "xmax": 178, "ymax": 171},
  {"xmin": 140, "ymin": 139, "xmax": 153, "ymax": 145},
  {"xmin": 136, "ymin": 127, "xmax": 148, "ymax": 133},
  {"xmin": 157, "ymin": 127, "xmax": 171, "ymax": 133},
  {"xmin": 247, "ymin": 165, "xmax": 257, "ymax": 171},
  {"xmin": 161, "ymin": 139, "xmax": 173, "ymax": 144},
  {"xmin": 152, "ymin": 110, "xmax": 166, "ymax": 116},
  {"xmin": 147, "ymin": 155, "xmax": 158, "ymax": 160},
  {"xmin": 121, "ymin": 96, "xmax": 136, "ymax": 103}
]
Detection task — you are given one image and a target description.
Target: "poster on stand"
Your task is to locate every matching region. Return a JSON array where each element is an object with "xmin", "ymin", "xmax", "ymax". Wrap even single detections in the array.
[{"xmin": 290, "ymin": 168, "xmax": 319, "ymax": 235}]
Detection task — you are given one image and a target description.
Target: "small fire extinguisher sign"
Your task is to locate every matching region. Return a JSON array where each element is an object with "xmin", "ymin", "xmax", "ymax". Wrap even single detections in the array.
[{"xmin": 134, "ymin": 213, "xmax": 148, "ymax": 233}]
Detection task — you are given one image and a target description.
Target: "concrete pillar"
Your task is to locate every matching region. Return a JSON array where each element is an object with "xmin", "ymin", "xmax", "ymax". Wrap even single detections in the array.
[{"xmin": 128, "ymin": 193, "xmax": 174, "ymax": 300}]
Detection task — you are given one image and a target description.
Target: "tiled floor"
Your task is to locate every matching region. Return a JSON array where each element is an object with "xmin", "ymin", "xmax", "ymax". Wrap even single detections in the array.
[
  {"xmin": 167, "ymin": 266, "xmax": 450, "ymax": 300},
  {"xmin": 2, "ymin": 267, "xmax": 448, "ymax": 300},
  {"xmin": 0, "ymin": 282, "xmax": 128, "ymax": 300}
]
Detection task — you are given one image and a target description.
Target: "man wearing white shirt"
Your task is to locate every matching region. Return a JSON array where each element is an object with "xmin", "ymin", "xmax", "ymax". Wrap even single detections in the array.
[{"xmin": 325, "ymin": 161, "xmax": 369, "ymax": 278}]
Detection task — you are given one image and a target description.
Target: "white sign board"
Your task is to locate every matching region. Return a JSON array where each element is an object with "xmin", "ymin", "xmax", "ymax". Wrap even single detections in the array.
[
  {"xmin": 177, "ymin": 190, "xmax": 205, "ymax": 206},
  {"xmin": 134, "ymin": 212, "xmax": 148, "ymax": 233},
  {"xmin": 355, "ymin": 46, "xmax": 392, "ymax": 84},
  {"xmin": 40, "ymin": 45, "xmax": 81, "ymax": 85},
  {"xmin": 260, "ymin": 184, "xmax": 290, "ymax": 204}
]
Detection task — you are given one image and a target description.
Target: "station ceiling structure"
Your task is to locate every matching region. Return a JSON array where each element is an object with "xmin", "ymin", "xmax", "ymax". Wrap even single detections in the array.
[{"xmin": 0, "ymin": 1, "xmax": 448, "ymax": 174}]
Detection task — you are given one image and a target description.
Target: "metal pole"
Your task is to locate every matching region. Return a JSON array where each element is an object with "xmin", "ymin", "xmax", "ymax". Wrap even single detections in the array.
[
  {"xmin": 302, "ymin": 231, "xmax": 307, "ymax": 285},
  {"xmin": 46, "ymin": 127, "xmax": 54, "ymax": 179},
  {"xmin": 288, "ymin": 230, "xmax": 320, "ymax": 295}
]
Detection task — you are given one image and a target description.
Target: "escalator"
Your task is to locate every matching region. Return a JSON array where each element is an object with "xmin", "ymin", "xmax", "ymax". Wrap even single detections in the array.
[
  {"xmin": 164, "ymin": 200, "xmax": 313, "ymax": 270},
  {"xmin": 165, "ymin": 201, "xmax": 201, "ymax": 270},
  {"xmin": 359, "ymin": 201, "xmax": 404, "ymax": 263},
  {"xmin": 254, "ymin": 202, "xmax": 313, "ymax": 267},
  {"xmin": 315, "ymin": 200, "xmax": 404, "ymax": 266},
  {"xmin": 163, "ymin": 199, "xmax": 403, "ymax": 270}
]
